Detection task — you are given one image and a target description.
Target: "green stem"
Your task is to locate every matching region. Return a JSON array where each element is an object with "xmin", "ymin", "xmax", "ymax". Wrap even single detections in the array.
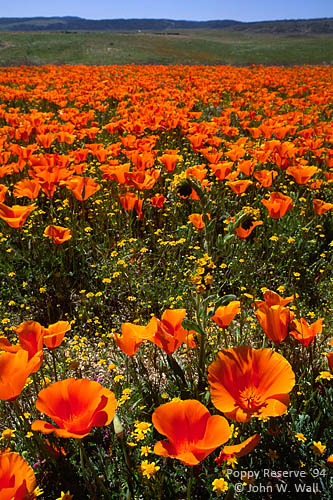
[
  {"xmin": 195, "ymin": 295, "xmax": 206, "ymax": 394},
  {"xmin": 13, "ymin": 399, "xmax": 57, "ymax": 467},
  {"xmin": 79, "ymin": 439, "xmax": 104, "ymax": 498},
  {"xmin": 32, "ymin": 373, "xmax": 40, "ymax": 396},
  {"xmin": 51, "ymin": 350, "xmax": 58, "ymax": 382},
  {"xmin": 186, "ymin": 467, "xmax": 194, "ymax": 500},
  {"xmin": 118, "ymin": 434, "xmax": 135, "ymax": 498}
]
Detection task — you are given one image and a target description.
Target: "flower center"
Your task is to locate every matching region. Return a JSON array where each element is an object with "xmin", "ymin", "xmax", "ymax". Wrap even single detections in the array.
[{"xmin": 238, "ymin": 386, "xmax": 264, "ymax": 411}]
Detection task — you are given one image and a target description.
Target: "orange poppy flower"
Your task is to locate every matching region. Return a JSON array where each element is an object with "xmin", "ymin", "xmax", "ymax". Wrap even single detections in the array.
[
  {"xmin": 153, "ymin": 399, "xmax": 231, "ymax": 465},
  {"xmin": 150, "ymin": 309, "xmax": 195, "ymax": 355},
  {"xmin": 253, "ymin": 169, "xmax": 278, "ymax": 187},
  {"xmin": 28, "ymin": 154, "xmax": 73, "ymax": 198},
  {"xmin": 309, "ymin": 180, "xmax": 323, "ymax": 190},
  {"xmin": 135, "ymin": 198, "xmax": 144, "ymax": 220},
  {"xmin": 286, "ymin": 165, "xmax": 318, "ymax": 185},
  {"xmin": 36, "ymin": 132, "xmax": 56, "ymax": 149},
  {"xmin": 151, "ymin": 193, "xmax": 165, "ymax": 208},
  {"xmin": 14, "ymin": 320, "xmax": 45, "ymax": 371},
  {"xmin": 237, "ymin": 159, "xmax": 255, "ymax": 177},
  {"xmin": 114, "ymin": 320, "xmax": 156, "ymax": 357},
  {"xmin": 261, "ymin": 192, "xmax": 293, "ymax": 219},
  {"xmin": 43, "ymin": 225, "xmax": 72, "ymax": 244},
  {"xmin": 236, "ymin": 220, "xmax": 263, "ymax": 239},
  {"xmin": 215, "ymin": 433, "xmax": 260, "ymax": 465},
  {"xmin": 208, "ymin": 346, "xmax": 295, "ymax": 422},
  {"xmin": 255, "ymin": 303, "xmax": 292, "ymax": 344},
  {"xmin": 313, "ymin": 199, "xmax": 333, "ymax": 215},
  {"xmin": 0, "ymin": 452, "xmax": 37, "ymax": 499},
  {"xmin": 226, "ymin": 179, "xmax": 253, "ymax": 195},
  {"xmin": 43, "ymin": 321, "xmax": 71, "ymax": 349},
  {"xmin": 212, "ymin": 301, "xmax": 241, "ymax": 328},
  {"xmin": 188, "ymin": 213, "xmax": 205, "ymax": 230},
  {"xmin": 64, "ymin": 176, "xmax": 100, "ymax": 201},
  {"xmin": 226, "ymin": 145, "xmax": 246, "ymax": 162},
  {"xmin": 201, "ymin": 149, "xmax": 222, "ymax": 164},
  {"xmin": 255, "ymin": 289, "xmax": 294, "ymax": 308},
  {"xmin": 0, "ymin": 203, "xmax": 36, "ymax": 228},
  {"xmin": 210, "ymin": 161, "xmax": 233, "ymax": 181},
  {"xmin": 0, "ymin": 350, "xmax": 43, "ymax": 401},
  {"xmin": 124, "ymin": 170, "xmax": 159, "ymax": 190},
  {"xmin": 100, "ymin": 162, "xmax": 131, "ymax": 184},
  {"xmin": 119, "ymin": 192, "xmax": 138, "ymax": 211},
  {"xmin": 31, "ymin": 378, "xmax": 117, "ymax": 438},
  {"xmin": 158, "ymin": 153, "xmax": 182, "ymax": 172},
  {"xmin": 327, "ymin": 353, "xmax": 333, "ymax": 372},
  {"xmin": 289, "ymin": 318, "xmax": 323, "ymax": 346},
  {"xmin": 0, "ymin": 184, "xmax": 8, "ymax": 202},
  {"xmin": 13, "ymin": 179, "xmax": 41, "ymax": 200}
]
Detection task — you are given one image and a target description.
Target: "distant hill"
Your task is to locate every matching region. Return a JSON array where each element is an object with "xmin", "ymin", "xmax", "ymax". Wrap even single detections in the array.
[
  {"xmin": 0, "ymin": 16, "xmax": 332, "ymax": 34},
  {"xmin": 0, "ymin": 17, "xmax": 238, "ymax": 31}
]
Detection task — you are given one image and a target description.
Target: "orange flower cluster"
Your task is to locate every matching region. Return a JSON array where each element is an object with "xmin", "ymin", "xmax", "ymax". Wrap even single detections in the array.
[
  {"xmin": 0, "ymin": 64, "xmax": 330, "ymax": 240},
  {"xmin": 0, "ymin": 63, "xmax": 330, "ymax": 486},
  {"xmin": 254, "ymin": 289, "xmax": 323, "ymax": 345},
  {"xmin": 115, "ymin": 309, "xmax": 195, "ymax": 356},
  {"xmin": 0, "ymin": 320, "xmax": 71, "ymax": 400}
]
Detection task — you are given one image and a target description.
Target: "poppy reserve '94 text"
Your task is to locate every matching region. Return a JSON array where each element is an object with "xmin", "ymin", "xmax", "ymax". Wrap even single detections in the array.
[{"xmin": 228, "ymin": 468, "xmax": 326, "ymax": 494}]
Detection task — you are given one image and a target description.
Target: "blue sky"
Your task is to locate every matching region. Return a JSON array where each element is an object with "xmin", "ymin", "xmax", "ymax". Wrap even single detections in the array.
[{"xmin": 2, "ymin": 0, "xmax": 333, "ymax": 22}]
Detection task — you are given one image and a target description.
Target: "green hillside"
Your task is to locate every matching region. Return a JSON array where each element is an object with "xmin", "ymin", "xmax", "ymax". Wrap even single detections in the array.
[{"xmin": 0, "ymin": 29, "xmax": 332, "ymax": 66}]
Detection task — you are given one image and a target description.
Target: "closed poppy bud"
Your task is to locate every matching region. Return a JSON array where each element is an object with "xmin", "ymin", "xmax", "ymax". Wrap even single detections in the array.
[
  {"xmin": 261, "ymin": 192, "xmax": 293, "ymax": 219},
  {"xmin": 113, "ymin": 414, "xmax": 124, "ymax": 438}
]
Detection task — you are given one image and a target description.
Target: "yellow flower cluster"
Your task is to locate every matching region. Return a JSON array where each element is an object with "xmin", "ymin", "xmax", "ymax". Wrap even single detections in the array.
[
  {"xmin": 130, "ymin": 421, "xmax": 152, "ymax": 443},
  {"xmin": 190, "ymin": 253, "xmax": 216, "ymax": 293},
  {"xmin": 117, "ymin": 388, "xmax": 132, "ymax": 407}
]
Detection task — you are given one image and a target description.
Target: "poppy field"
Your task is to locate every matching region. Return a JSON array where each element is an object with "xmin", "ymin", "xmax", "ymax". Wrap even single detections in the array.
[{"xmin": 0, "ymin": 64, "xmax": 332, "ymax": 499}]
